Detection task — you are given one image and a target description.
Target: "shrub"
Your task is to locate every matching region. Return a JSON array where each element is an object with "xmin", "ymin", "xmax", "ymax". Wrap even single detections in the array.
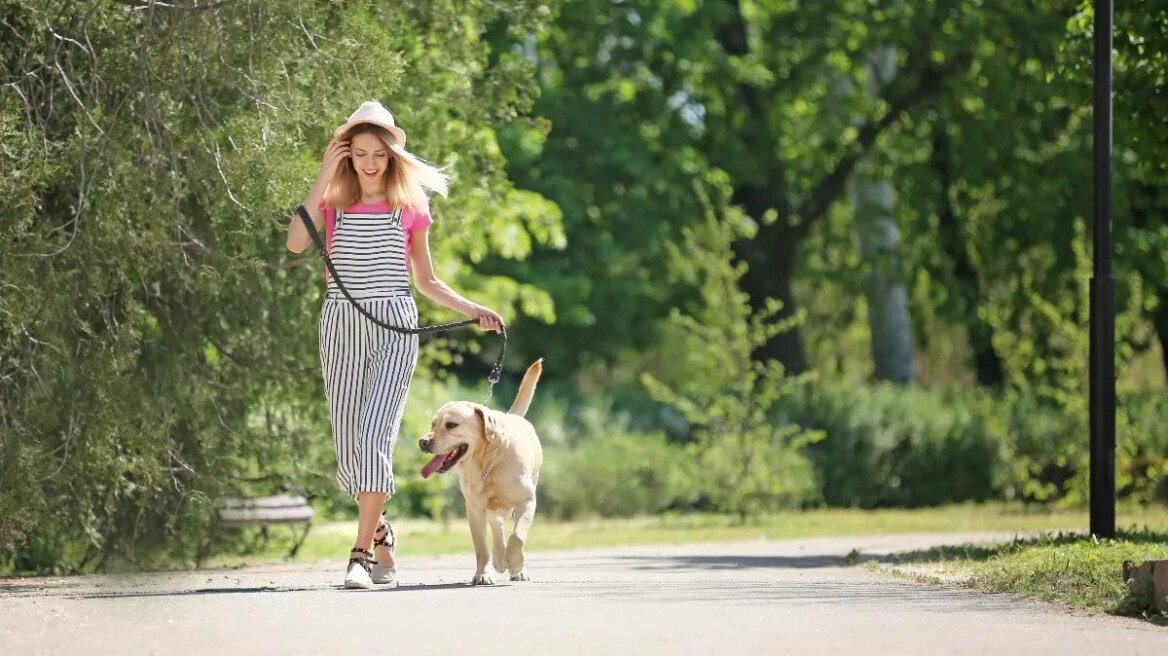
[
  {"xmin": 538, "ymin": 430, "xmax": 695, "ymax": 519},
  {"xmin": 786, "ymin": 384, "xmax": 1006, "ymax": 508}
]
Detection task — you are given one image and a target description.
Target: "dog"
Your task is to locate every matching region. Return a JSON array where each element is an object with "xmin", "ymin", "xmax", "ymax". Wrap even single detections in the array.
[{"xmin": 418, "ymin": 359, "xmax": 543, "ymax": 585}]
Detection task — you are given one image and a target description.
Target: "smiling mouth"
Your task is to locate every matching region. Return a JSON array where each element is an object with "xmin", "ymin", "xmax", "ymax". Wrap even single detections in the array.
[{"xmin": 420, "ymin": 444, "xmax": 468, "ymax": 479}]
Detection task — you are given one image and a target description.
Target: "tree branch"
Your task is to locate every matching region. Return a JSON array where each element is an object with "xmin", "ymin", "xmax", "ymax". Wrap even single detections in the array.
[{"xmin": 792, "ymin": 50, "xmax": 973, "ymax": 236}]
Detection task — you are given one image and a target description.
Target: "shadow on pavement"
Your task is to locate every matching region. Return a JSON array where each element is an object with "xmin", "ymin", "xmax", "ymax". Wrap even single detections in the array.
[
  {"xmin": 614, "ymin": 553, "xmax": 894, "ymax": 571},
  {"xmin": 548, "ymin": 580, "xmax": 1029, "ymax": 612},
  {"xmin": 76, "ymin": 585, "xmax": 330, "ymax": 599},
  {"xmin": 72, "ymin": 580, "xmax": 491, "ymax": 599}
]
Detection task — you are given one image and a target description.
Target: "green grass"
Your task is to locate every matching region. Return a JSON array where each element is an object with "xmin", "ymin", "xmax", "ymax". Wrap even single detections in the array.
[
  {"xmin": 205, "ymin": 502, "xmax": 1168, "ymax": 569},
  {"xmin": 883, "ymin": 528, "xmax": 1168, "ymax": 618}
]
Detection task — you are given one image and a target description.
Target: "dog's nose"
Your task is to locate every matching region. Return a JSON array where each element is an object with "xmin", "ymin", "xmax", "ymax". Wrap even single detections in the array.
[{"xmin": 419, "ymin": 437, "xmax": 431, "ymax": 452}]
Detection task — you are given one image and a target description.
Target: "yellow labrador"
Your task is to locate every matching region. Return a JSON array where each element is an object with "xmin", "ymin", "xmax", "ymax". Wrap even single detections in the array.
[{"xmin": 418, "ymin": 359, "xmax": 543, "ymax": 585}]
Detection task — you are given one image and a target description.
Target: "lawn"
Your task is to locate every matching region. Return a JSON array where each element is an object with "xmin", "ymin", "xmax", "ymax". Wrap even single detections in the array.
[
  {"xmin": 875, "ymin": 525, "xmax": 1168, "ymax": 618},
  {"xmin": 205, "ymin": 502, "xmax": 1168, "ymax": 567}
]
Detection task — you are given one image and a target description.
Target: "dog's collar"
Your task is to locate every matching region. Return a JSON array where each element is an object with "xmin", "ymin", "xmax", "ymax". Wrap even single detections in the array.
[{"xmin": 480, "ymin": 450, "xmax": 497, "ymax": 482}]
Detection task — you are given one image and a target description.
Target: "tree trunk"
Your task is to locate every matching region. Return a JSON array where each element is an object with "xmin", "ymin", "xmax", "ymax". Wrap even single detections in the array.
[
  {"xmin": 732, "ymin": 192, "xmax": 808, "ymax": 374},
  {"xmin": 852, "ymin": 175, "xmax": 916, "ymax": 383},
  {"xmin": 933, "ymin": 130, "xmax": 1005, "ymax": 387},
  {"xmin": 852, "ymin": 46, "xmax": 915, "ymax": 384}
]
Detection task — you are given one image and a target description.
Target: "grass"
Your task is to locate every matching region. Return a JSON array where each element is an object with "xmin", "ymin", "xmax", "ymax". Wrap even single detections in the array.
[
  {"xmin": 204, "ymin": 502, "xmax": 1168, "ymax": 568},
  {"xmin": 881, "ymin": 528, "xmax": 1168, "ymax": 618}
]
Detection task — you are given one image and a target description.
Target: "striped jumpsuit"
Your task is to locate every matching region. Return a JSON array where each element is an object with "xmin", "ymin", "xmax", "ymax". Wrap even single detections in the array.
[{"xmin": 318, "ymin": 205, "xmax": 419, "ymax": 498}]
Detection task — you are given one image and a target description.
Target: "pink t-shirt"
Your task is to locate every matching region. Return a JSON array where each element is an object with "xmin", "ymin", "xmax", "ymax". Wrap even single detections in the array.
[{"xmin": 318, "ymin": 199, "xmax": 432, "ymax": 277}]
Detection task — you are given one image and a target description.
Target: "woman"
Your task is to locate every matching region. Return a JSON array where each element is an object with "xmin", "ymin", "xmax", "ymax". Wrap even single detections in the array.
[{"xmin": 286, "ymin": 101, "xmax": 504, "ymax": 589}]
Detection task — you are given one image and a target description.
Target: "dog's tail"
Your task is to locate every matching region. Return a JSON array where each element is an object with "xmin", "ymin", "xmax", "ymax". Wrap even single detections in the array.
[{"xmin": 507, "ymin": 358, "xmax": 543, "ymax": 417}]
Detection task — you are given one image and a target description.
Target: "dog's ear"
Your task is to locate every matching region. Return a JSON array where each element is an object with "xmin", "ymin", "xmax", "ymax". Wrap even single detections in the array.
[{"xmin": 474, "ymin": 405, "xmax": 497, "ymax": 443}]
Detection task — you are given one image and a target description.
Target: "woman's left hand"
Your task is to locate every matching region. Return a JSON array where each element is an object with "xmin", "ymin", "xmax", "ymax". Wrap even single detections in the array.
[{"xmin": 467, "ymin": 305, "xmax": 505, "ymax": 334}]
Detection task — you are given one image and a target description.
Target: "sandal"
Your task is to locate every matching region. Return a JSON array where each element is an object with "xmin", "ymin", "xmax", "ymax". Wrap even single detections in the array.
[
  {"xmin": 344, "ymin": 547, "xmax": 375, "ymax": 589},
  {"xmin": 370, "ymin": 517, "xmax": 398, "ymax": 585}
]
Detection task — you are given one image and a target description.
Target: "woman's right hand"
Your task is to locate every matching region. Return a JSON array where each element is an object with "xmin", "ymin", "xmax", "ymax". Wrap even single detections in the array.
[
  {"xmin": 465, "ymin": 304, "xmax": 505, "ymax": 334},
  {"xmin": 321, "ymin": 136, "xmax": 350, "ymax": 176}
]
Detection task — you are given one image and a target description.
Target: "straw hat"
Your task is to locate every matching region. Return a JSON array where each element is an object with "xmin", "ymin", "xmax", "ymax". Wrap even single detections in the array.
[{"xmin": 333, "ymin": 101, "xmax": 407, "ymax": 146}]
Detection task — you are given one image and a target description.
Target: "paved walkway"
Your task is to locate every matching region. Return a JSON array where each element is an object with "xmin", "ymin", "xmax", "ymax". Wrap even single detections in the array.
[{"xmin": 1, "ymin": 533, "xmax": 1164, "ymax": 655}]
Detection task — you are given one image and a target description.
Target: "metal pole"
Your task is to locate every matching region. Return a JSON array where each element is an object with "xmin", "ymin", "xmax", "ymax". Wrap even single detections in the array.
[{"xmin": 1089, "ymin": 0, "xmax": 1116, "ymax": 539}]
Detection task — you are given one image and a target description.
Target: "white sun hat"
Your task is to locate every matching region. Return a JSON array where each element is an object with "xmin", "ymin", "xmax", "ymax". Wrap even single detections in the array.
[{"xmin": 333, "ymin": 100, "xmax": 407, "ymax": 146}]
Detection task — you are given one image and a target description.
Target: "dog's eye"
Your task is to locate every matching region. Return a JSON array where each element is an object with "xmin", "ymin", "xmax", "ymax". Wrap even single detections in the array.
[{"xmin": 445, "ymin": 421, "xmax": 458, "ymax": 430}]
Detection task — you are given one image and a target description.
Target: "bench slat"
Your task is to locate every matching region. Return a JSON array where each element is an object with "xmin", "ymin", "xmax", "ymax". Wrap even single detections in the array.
[
  {"xmin": 217, "ymin": 505, "xmax": 315, "ymax": 524},
  {"xmin": 218, "ymin": 495, "xmax": 309, "ymax": 510}
]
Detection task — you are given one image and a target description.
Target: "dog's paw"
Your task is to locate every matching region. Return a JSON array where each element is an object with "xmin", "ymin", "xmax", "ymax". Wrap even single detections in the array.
[
  {"xmin": 470, "ymin": 572, "xmax": 496, "ymax": 586},
  {"xmin": 510, "ymin": 569, "xmax": 531, "ymax": 582}
]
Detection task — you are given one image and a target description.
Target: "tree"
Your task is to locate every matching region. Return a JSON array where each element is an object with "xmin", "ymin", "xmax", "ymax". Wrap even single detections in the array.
[
  {"xmin": 890, "ymin": 0, "xmax": 1080, "ymax": 389},
  {"xmin": 1112, "ymin": 0, "xmax": 1168, "ymax": 380},
  {"xmin": 518, "ymin": 1, "xmax": 977, "ymax": 374}
]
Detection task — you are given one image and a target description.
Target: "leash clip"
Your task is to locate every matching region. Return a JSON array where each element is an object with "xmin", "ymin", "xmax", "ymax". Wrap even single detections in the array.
[
  {"xmin": 484, "ymin": 367, "xmax": 501, "ymax": 404},
  {"xmin": 482, "ymin": 326, "xmax": 506, "ymax": 405}
]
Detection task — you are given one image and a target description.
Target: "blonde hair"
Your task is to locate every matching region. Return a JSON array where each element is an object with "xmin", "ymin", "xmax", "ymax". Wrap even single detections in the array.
[{"xmin": 324, "ymin": 124, "xmax": 449, "ymax": 211}]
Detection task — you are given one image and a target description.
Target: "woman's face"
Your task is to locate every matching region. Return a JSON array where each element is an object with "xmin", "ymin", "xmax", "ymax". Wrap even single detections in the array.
[{"xmin": 350, "ymin": 132, "xmax": 390, "ymax": 185}]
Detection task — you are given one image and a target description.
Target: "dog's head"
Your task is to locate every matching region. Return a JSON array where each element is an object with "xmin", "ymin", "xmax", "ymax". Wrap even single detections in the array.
[{"xmin": 418, "ymin": 401, "xmax": 496, "ymax": 479}]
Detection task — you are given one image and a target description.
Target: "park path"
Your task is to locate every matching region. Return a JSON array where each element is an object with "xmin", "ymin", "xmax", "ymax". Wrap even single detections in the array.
[{"xmin": 1, "ymin": 532, "xmax": 1164, "ymax": 655}]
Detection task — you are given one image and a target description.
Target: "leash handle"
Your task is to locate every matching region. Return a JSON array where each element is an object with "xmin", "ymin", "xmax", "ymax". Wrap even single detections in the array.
[{"xmin": 294, "ymin": 204, "xmax": 507, "ymax": 399}]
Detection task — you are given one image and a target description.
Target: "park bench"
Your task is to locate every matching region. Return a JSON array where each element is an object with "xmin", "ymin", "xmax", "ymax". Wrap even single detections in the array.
[{"xmin": 197, "ymin": 494, "xmax": 315, "ymax": 565}]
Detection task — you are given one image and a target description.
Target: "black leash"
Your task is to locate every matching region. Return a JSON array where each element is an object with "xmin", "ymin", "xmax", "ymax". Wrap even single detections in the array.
[{"xmin": 294, "ymin": 204, "xmax": 506, "ymax": 401}]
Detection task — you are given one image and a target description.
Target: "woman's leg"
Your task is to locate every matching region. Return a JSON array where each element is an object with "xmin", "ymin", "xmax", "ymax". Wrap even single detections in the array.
[
  {"xmin": 322, "ymin": 299, "xmax": 382, "ymax": 588},
  {"xmin": 319, "ymin": 299, "xmax": 367, "ymax": 498},
  {"xmin": 357, "ymin": 298, "xmax": 417, "ymax": 576},
  {"xmin": 370, "ymin": 500, "xmax": 396, "ymax": 577},
  {"xmin": 354, "ymin": 491, "xmax": 387, "ymax": 551}
]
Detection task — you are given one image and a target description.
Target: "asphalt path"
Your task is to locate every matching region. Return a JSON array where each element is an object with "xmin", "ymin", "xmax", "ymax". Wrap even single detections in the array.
[{"xmin": 1, "ymin": 533, "xmax": 1165, "ymax": 655}]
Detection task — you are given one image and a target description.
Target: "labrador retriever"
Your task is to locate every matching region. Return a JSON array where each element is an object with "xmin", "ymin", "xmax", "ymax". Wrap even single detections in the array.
[{"xmin": 418, "ymin": 359, "xmax": 543, "ymax": 585}]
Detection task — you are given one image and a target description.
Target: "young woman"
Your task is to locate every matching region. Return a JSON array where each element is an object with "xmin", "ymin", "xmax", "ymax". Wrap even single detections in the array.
[{"xmin": 286, "ymin": 101, "xmax": 504, "ymax": 589}]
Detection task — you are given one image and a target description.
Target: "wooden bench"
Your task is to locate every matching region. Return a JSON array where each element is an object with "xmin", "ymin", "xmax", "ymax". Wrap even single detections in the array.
[{"xmin": 198, "ymin": 495, "xmax": 315, "ymax": 565}]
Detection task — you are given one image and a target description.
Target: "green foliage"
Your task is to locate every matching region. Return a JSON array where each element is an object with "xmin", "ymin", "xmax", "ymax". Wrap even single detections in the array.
[
  {"xmin": 640, "ymin": 187, "xmax": 821, "ymax": 519},
  {"xmin": 783, "ymin": 383, "xmax": 1168, "ymax": 509},
  {"xmin": 1008, "ymin": 391, "xmax": 1168, "ymax": 506},
  {"xmin": 789, "ymin": 384, "xmax": 1006, "ymax": 508},
  {"xmin": 1117, "ymin": 395, "xmax": 1168, "ymax": 500},
  {"xmin": 539, "ymin": 431, "xmax": 694, "ymax": 519}
]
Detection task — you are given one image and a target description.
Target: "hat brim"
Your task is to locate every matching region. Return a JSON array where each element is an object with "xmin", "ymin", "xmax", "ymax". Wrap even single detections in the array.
[{"xmin": 333, "ymin": 120, "xmax": 407, "ymax": 146}]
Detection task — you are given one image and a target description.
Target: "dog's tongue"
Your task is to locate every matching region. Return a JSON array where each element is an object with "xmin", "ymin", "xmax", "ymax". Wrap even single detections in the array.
[{"xmin": 421, "ymin": 454, "xmax": 447, "ymax": 479}]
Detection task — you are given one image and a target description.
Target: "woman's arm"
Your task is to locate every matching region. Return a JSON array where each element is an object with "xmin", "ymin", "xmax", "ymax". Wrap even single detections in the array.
[
  {"xmin": 410, "ymin": 226, "xmax": 505, "ymax": 333},
  {"xmin": 287, "ymin": 136, "xmax": 349, "ymax": 253}
]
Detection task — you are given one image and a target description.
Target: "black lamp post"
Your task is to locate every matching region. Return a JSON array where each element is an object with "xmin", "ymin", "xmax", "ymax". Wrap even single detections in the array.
[{"xmin": 1089, "ymin": 0, "xmax": 1116, "ymax": 539}]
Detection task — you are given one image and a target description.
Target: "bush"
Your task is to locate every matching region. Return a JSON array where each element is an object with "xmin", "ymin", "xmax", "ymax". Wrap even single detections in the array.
[
  {"xmin": 1008, "ymin": 391, "xmax": 1168, "ymax": 505},
  {"xmin": 999, "ymin": 391, "xmax": 1085, "ymax": 503},
  {"xmin": 1117, "ymin": 394, "xmax": 1168, "ymax": 503},
  {"xmin": 780, "ymin": 383, "xmax": 1168, "ymax": 510},
  {"xmin": 785, "ymin": 384, "xmax": 1006, "ymax": 508},
  {"xmin": 538, "ymin": 430, "xmax": 695, "ymax": 519}
]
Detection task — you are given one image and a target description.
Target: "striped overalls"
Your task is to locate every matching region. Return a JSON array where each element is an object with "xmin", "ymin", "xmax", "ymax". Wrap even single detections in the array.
[{"xmin": 318, "ymin": 206, "xmax": 418, "ymax": 498}]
